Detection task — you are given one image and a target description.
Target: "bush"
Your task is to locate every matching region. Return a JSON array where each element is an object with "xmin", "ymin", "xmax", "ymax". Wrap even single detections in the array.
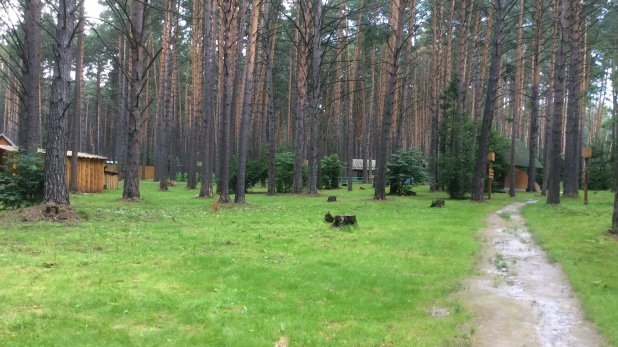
[
  {"xmin": 320, "ymin": 154, "xmax": 343, "ymax": 189},
  {"xmin": 275, "ymin": 152, "xmax": 307, "ymax": 193},
  {"xmin": 230, "ymin": 155, "xmax": 269, "ymax": 193},
  {"xmin": 0, "ymin": 152, "xmax": 45, "ymax": 210},
  {"xmin": 588, "ymin": 142, "xmax": 614, "ymax": 191},
  {"xmin": 387, "ymin": 149, "xmax": 428, "ymax": 195}
]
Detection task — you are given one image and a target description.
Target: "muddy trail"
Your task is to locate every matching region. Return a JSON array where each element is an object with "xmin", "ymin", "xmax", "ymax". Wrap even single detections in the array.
[{"xmin": 461, "ymin": 201, "xmax": 605, "ymax": 347}]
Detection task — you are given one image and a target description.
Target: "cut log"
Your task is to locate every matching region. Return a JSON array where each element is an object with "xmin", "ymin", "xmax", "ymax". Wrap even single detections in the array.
[
  {"xmin": 324, "ymin": 211, "xmax": 334, "ymax": 223},
  {"xmin": 333, "ymin": 214, "xmax": 357, "ymax": 227},
  {"xmin": 430, "ymin": 199, "xmax": 445, "ymax": 208},
  {"xmin": 327, "ymin": 196, "xmax": 337, "ymax": 202}
]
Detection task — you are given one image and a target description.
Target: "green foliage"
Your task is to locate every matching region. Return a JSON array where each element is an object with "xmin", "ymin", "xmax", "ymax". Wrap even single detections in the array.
[
  {"xmin": 437, "ymin": 78, "xmax": 475, "ymax": 199},
  {"xmin": 320, "ymin": 154, "xmax": 343, "ymax": 189},
  {"xmin": 387, "ymin": 148, "xmax": 428, "ymax": 195},
  {"xmin": 229, "ymin": 156, "xmax": 269, "ymax": 193},
  {"xmin": 587, "ymin": 141, "xmax": 614, "ymax": 191},
  {"xmin": 0, "ymin": 152, "xmax": 45, "ymax": 210},
  {"xmin": 274, "ymin": 152, "xmax": 307, "ymax": 193}
]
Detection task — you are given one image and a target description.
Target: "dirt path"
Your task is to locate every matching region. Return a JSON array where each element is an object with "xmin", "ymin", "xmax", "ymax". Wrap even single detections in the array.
[{"xmin": 461, "ymin": 201, "xmax": 605, "ymax": 347}]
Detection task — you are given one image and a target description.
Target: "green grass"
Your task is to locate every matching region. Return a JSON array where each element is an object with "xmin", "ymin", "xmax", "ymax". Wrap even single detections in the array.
[
  {"xmin": 523, "ymin": 191, "xmax": 618, "ymax": 346},
  {"xmin": 0, "ymin": 183, "xmax": 534, "ymax": 346}
]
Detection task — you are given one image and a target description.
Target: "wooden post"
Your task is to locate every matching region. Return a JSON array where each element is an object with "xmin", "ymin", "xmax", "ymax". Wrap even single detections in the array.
[
  {"xmin": 487, "ymin": 152, "xmax": 495, "ymax": 199},
  {"xmin": 582, "ymin": 147, "xmax": 591, "ymax": 205}
]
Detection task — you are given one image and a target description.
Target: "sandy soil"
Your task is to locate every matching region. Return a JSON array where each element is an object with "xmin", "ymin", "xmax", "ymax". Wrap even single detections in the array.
[{"xmin": 461, "ymin": 201, "xmax": 605, "ymax": 347}]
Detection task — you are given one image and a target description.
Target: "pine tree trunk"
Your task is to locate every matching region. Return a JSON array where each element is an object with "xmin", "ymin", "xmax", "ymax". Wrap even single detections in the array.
[
  {"xmin": 547, "ymin": 0, "xmax": 571, "ymax": 205},
  {"xmin": 563, "ymin": 0, "xmax": 582, "ymax": 198},
  {"xmin": 199, "ymin": 0, "xmax": 215, "ymax": 198},
  {"xmin": 43, "ymin": 0, "xmax": 76, "ymax": 206},
  {"xmin": 22, "ymin": 0, "xmax": 42, "ymax": 153},
  {"xmin": 70, "ymin": 1, "xmax": 85, "ymax": 193},
  {"xmin": 235, "ymin": 0, "xmax": 262, "ymax": 203},
  {"xmin": 306, "ymin": 0, "xmax": 323, "ymax": 195},
  {"xmin": 374, "ymin": 0, "xmax": 407, "ymax": 200},
  {"xmin": 527, "ymin": 0, "xmax": 543, "ymax": 192},
  {"xmin": 470, "ymin": 0, "xmax": 506, "ymax": 202}
]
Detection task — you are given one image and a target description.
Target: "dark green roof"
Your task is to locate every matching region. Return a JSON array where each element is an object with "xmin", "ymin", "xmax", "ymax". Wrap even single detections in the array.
[{"xmin": 508, "ymin": 138, "xmax": 543, "ymax": 169}]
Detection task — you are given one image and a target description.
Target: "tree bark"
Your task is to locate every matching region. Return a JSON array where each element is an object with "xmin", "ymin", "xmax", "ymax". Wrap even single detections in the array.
[
  {"xmin": 199, "ymin": 0, "xmax": 215, "ymax": 198},
  {"xmin": 374, "ymin": 0, "xmax": 407, "ymax": 200},
  {"xmin": 470, "ymin": 0, "xmax": 506, "ymax": 202},
  {"xmin": 307, "ymin": 0, "xmax": 323, "ymax": 195},
  {"xmin": 527, "ymin": 0, "xmax": 543, "ymax": 192},
  {"xmin": 217, "ymin": 0, "xmax": 235, "ymax": 203},
  {"xmin": 22, "ymin": 0, "xmax": 42, "ymax": 153},
  {"xmin": 235, "ymin": 0, "xmax": 261, "ymax": 203},
  {"xmin": 563, "ymin": 0, "xmax": 582, "ymax": 198},
  {"xmin": 547, "ymin": 0, "xmax": 571, "ymax": 205},
  {"xmin": 70, "ymin": 1, "xmax": 85, "ymax": 193},
  {"xmin": 42, "ymin": 0, "xmax": 76, "ymax": 205}
]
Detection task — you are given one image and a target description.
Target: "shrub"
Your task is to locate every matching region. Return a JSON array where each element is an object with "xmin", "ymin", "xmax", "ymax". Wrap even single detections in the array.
[
  {"xmin": 275, "ymin": 152, "xmax": 307, "ymax": 193},
  {"xmin": 387, "ymin": 149, "xmax": 428, "ymax": 195},
  {"xmin": 320, "ymin": 154, "xmax": 343, "ymax": 189},
  {"xmin": 0, "ymin": 152, "xmax": 45, "ymax": 210}
]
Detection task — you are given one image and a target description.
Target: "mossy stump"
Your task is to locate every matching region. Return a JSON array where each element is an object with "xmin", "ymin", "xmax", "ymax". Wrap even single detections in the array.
[
  {"xmin": 327, "ymin": 196, "xmax": 337, "ymax": 202},
  {"xmin": 430, "ymin": 199, "xmax": 445, "ymax": 208},
  {"xmin": 333, "ymin": 214, "xmax": 356, "ymax": 227}
]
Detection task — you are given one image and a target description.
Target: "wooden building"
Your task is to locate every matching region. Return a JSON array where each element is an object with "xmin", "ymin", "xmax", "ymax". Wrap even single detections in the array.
[
  {"xmin": 503, "ymin": 139, "xmax": 543, "ymax": 191},
  {"xmin": 0, "ymin": 134, "xmax": 17, "ymax": 172},
  {"xmin": 66, "ymin": 151, "xmax": 107, "ymax": 193},
  {"xmin": 0, "ymin": 135, "xmax": 107, "ymax": 193}
]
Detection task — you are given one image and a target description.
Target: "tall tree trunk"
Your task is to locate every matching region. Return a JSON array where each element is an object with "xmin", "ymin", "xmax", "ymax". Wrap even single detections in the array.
[
  {"xmin": 70, "ymin": 0, "xmax": 85, "ymax": 193},
  {"xmin": 527, "ymin": 0, "xmax": 543, "ymax": 192},
  {"xmin": 292, "ymin": 0, "xmax": 310, "ymax": 194},
  {"xmin": 122, "ymin": 0, "xmax": 149, "ymax": 200},
  {"xmin": 307, "ymin": 0, "xmax": 323, "ymax": 195},
  {"xmin": 374, "ymin": 0, "xmax": 407, "ymax": 200},
  {"xmin": 429, "ymin": 0, "xmax": 442, "ymax": 192},
  {"xmin": 187, "ymin": 0, "xmax": 203, "ymax": 190},
  {"xmin": 563, "ymin": 0, "xmax": 582, "ymax": 198},
  {"xmin": 22, "ymin": 0, "xmax": 42, "ymax": 153},
  {"xmin": 235, "ymin": 0, "xmax": 261, "ymax": 203},
  {"xmin": 264, "ymin": 0, "xmax": 277, "ymax": 196},
  {"xmin": 547, "ymin": 0, "xmax": 571, "ymax": 205},
  {"xmin": 470, "ymin": 0, "xmax": 506, "ymax": 202},
  {"xmin": 217, "ymin": 0, "xmax": 236, "ymax": 203},
  {"xmin": 542, "ymin": 0, "xmax": 559, "ymax": 196},
  {"xmin": 199, "ymin": 0, "xmax": 215, "ymax": 198},
  {"xmin": 508, "ymin": 0, "xmax": 524, "ymax": 198},
  {"xmin": 42, "ymin": 0, "xmax": 76, "ymax": 205}
]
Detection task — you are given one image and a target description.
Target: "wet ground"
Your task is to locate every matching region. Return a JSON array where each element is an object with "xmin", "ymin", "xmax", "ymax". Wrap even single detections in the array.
[{"xmin": 461, "ymin": 201, "xmax": 605, "ymax": 347}]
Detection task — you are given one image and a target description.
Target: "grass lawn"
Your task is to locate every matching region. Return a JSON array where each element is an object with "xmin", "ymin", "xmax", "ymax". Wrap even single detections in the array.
[
  {"xmin": 523, "ymin": 191, "xmax": 618, "ymax": 346},
  {"xmin": 1, "ymin": 182, "xmax": 534, "ymax": 346}
]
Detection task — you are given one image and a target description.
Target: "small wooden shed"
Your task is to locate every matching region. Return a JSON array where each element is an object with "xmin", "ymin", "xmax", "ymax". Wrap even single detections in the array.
[
  {"xmin": 503, "ymin": 139, "xmax": 543, "ymax": 191},
  {"xmin": 66, "ymin": 151, "xmax": 107, "ymax": 193},
  {"xmin": 0, "ymin": 135, "xmax": 107, "ymax": 193},
  {"xmin": 0, "ymin": 134, "xmax": 17, "ymax": 172}
]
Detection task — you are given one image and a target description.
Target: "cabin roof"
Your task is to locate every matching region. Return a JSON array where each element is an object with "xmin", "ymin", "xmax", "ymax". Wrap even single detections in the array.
[{"xmin": 509, "ymin": 139, "xmax": 543, "ymax": 169}]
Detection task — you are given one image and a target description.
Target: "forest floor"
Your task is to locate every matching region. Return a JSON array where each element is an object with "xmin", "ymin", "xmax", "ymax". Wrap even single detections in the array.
[
  {"xmin": 461, "ymin": 201, "xmax": 605, "ymax": 347},
  {"xmin": 0, "ymin": 181, "xmax": 533, "ymax": 346},
  {"xmin": 1, "ymin": 183, "xmax": 616, "ymax": 345}
]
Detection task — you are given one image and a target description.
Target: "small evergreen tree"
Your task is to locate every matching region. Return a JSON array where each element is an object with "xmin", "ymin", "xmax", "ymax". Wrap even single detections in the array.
[
  {"xmin": 320, "ymin": 154, "xmax": 343, "ymax": 189},
  {"xmin": 387, "ymin": 149, "xmax": 428, "ymax": 195}
]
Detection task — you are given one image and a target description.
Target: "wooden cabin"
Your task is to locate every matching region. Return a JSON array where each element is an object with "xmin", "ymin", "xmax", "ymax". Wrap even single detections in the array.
[
  {"xmin": 503, "ymin": 139, "xmax": 543, "ymax": 191},
  {"xmin": 0, "ymin": 135, "xmax": 107, "ymax": 193},
  {"xmin": 0, "ymin": 134, "xmax": 17, "ymax": 172},
  {"xmin": 66, "ymin": 151, "xmax": 107, "ymax": 193},
  {"xmin": 104, "ymin": 170, "xmax": 119, "ymax": 190}
]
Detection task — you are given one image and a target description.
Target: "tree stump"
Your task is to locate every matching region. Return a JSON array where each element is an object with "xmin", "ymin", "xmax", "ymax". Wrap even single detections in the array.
[
  {"xmin": 327, "ymin": 196, "xmax": 337, "ymax": 202},
  {"xmin": 430, "ymin": 199, "xmax": 445, "ymax": 208},
  {"xmin": 324, "ymin": 211, "xmax": 334, "ymax": 223},
  {"xmin": 359, "ymin": 187, "xmax": 365, "ymax": 190},
  {"xmin": 333, "ymin": 214, "xmax": 357, "ymax": 227}
]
